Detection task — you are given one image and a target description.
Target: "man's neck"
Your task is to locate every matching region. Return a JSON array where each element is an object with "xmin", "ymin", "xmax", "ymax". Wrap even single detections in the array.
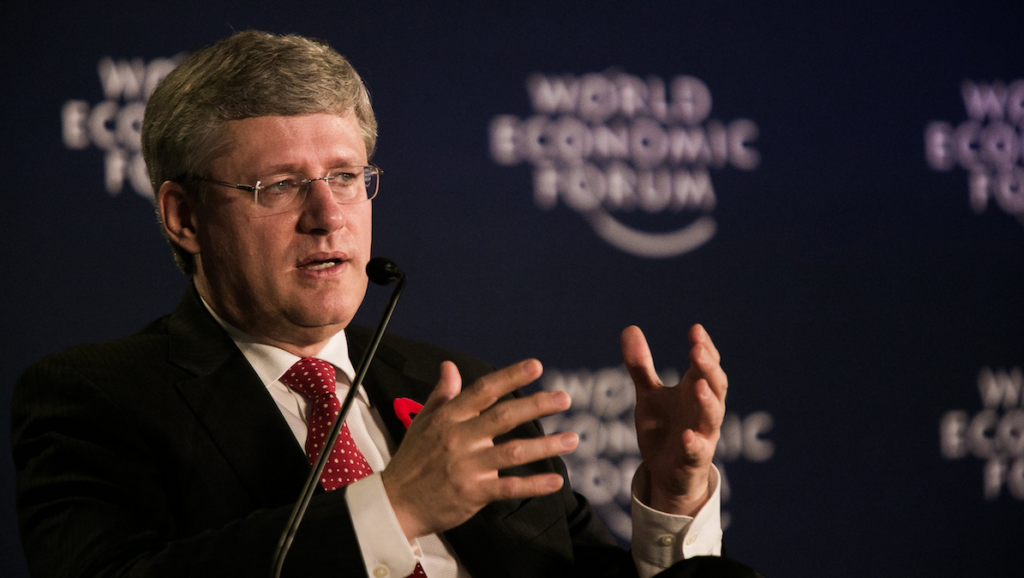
[{"xmin": 196, "ymin": 295, "xmax": 338, "ymax": 358}]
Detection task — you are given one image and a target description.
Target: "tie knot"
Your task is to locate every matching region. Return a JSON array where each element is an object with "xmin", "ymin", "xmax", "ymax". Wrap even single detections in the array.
[{"xmin": 280, "ymin": 357, "xmax": 337, "ymax": 399}]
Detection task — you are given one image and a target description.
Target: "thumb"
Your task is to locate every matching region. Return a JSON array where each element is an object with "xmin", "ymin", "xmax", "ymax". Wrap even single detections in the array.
[
  {"xmin": 621, "ymin": 325, "xmax": 661, "ymax": 390},
  {"xmin": 422, "ymin": 360, "xmax": 462, "ymax": 414}
]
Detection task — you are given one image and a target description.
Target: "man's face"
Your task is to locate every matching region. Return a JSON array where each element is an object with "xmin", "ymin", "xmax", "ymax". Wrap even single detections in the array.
[{"xmin": 192, "ymin": 113, "xmax": 372, "ymax": 352}]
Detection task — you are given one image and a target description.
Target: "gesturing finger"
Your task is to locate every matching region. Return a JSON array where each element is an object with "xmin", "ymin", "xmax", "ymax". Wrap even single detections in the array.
[
  {"xmin": 473, "ymin": 389, "xmax": 572, "ymax": 439},
  {"xmin": 621, "ymin": 325, "xmax": 662, "ymax": 390},
  {"xmin": 480, "ymin": 472, "xmax": 567, "ymax": 502},
  {"xmin": 446, "ymin": 359, "xmax": 544, "ymax": 421},
  {"xmin": 688, "ymin": 342, "xmax": 728, "ymax": 403},
  {"xmin": 479, "ymin": 430, "xmax": 579, "ymax": 472},
  {"xmin": 421, "ymin": 361, "xmax": 463, "ymax": 416},
  {"xmin": 689, "ymin": 323, "xmax": 721, "ymax": 364},
  {"xmin": 691, "ymin": 378, "xmax": 726, "ymax": 432}
]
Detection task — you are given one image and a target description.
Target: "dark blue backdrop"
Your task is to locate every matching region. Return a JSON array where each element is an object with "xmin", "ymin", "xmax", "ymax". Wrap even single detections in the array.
[{"xmin": 3, "ymin": 1, "xmax": 1023, "ymax": 576}]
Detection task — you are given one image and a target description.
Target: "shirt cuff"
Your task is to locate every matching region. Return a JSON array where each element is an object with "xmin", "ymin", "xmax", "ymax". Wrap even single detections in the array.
[
  {"xmin": 630, "ymin": 464, "xmax": 723, "ymax": 578},
  {"xmin": 345, "ymin": 472, "xmax": 422, "ymax": 578}
]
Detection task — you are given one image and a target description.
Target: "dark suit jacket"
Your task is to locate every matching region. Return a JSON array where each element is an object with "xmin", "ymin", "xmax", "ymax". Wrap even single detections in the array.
[{"xmin": 12, "ymin": 286, "xmax": 760, "ymax": 578}]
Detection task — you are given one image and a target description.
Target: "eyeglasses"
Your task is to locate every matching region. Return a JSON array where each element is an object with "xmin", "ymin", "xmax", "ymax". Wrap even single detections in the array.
[{"xmin": 196, "ymin": 164, "xmax": 382, "ymax": 214}]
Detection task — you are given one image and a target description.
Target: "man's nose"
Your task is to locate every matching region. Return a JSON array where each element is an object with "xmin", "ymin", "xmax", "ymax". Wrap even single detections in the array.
[{"xmin": 297, "ymin": 179, "xmax": 346, "ymax": 234}]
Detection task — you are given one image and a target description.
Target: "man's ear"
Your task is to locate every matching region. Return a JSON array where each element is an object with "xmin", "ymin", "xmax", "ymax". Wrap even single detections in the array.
[{"xmin": 158, "ymin": 181, "xmax": 201, "ymax": 256}]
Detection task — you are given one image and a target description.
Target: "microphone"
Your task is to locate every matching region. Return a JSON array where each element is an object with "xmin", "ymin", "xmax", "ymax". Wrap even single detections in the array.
[
  {"xmin": 367, "ymin": 256, "xmax": 404, "ymax": 285},
  {"xmin": 270, "ymin": 257, "xmax": 407, "ymax": 578}
]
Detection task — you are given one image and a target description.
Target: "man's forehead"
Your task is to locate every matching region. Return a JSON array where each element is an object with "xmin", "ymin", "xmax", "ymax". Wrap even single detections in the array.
[
  {"xmin": 213, "ymin": 113, "xmax": 367, "ymax": 174},
  {"xmin": 221, "ymin": 112, "xmax": 360, "ymax": 141}
]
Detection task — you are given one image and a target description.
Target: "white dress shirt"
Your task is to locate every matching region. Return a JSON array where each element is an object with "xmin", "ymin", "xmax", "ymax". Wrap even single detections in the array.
[{"xmin": 204, "ymin": 303, "xmax": 721, "ymax": 578}]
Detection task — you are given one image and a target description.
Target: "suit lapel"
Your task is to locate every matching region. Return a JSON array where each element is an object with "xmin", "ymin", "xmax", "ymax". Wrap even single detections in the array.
[
  {"xmin": 346, "ymin": 325, "xmax": 434, "ymax": 446},
  {"xmin": 167, "ymin": 286, "xmax": 311, "ymax": 507}
]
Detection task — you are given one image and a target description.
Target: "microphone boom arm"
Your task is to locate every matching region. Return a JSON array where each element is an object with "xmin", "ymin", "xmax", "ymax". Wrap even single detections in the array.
[{"xmin": 270, "ymin": 258, "xmax": 406, "ymax": 578}]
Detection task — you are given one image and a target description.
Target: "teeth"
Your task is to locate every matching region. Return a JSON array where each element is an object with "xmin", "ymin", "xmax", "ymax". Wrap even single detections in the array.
[{"xmin": 304, "ymin": 260, "xmax": 337, "ymax": 271}]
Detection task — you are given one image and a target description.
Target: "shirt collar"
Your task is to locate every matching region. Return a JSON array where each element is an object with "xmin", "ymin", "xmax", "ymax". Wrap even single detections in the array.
[{"xmin": 199, "ymin": 297, "xmax": 358, "ymax": 389}]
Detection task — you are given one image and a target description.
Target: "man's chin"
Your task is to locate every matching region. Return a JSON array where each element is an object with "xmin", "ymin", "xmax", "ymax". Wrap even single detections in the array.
[
  {"xmin": 255, "ymin": 313, "xmax": 352, "ymax": 356},
  {"xmin": 288, "ymin": 304, "xmax": 358, "ymax": 334}
]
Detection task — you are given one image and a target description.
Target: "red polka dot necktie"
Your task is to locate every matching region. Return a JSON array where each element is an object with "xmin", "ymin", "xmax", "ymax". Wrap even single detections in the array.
[
  {"xmin": 280, "ymin": 358, "xmax": 373, "ymax": 490},
  {"xmin": 281, "ymin": 358, "xmax": 428, "ymax": 578}
]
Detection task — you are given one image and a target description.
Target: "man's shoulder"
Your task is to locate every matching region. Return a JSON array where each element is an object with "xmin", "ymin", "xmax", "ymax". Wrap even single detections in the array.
[
  {"xmin": 12, "ymin": 310, "xmax": 212, "ymax": 415},
  {"xmin": 19, "ymin": 283, "xmax": 236, "ymax": 389},
  {"xmin": 24, "ymin": 314, "xmax": 174, "ymax": 376}
]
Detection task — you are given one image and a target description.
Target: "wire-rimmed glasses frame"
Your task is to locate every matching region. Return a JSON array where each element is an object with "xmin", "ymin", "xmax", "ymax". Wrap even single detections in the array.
[{"xmin": 194, "ymin": 164, "xmax": 382, "ymax": 214}]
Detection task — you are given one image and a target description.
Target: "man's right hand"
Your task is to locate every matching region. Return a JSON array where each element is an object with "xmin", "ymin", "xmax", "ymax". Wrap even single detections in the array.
[{"xmin": 380, "ymin": 359, "xmax": 578, "ymax": 540}]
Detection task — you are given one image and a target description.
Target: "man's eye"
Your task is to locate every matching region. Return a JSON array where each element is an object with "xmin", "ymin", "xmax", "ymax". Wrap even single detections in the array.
[
  {"xmin": 331, "ymin": 171, "xmax": 358, "ymax": 185},
  {"xmin": 266, "ymin": 179, "xmax": 298, "ymax": 192}
]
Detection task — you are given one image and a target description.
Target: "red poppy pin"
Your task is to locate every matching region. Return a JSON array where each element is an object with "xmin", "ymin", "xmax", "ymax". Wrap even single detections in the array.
[{"xmin": 393, "ymin": 398, "xmax": 423, "ymax": 429}]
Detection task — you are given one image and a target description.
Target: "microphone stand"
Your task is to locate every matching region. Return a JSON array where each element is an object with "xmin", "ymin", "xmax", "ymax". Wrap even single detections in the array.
[{"xmin": 270, "ymin": 258, "xmax": 406, "ymax": 578}]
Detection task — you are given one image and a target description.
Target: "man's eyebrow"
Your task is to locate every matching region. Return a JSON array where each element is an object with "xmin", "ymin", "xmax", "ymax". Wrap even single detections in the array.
[
  {"xmin": 324, "ymin": 156, "xmax": 369, "ymax": 168},
  {"xmin": 257, "ymin": 164, "xmax": 303, "ymax": 175},
  {"xmin": 256, "ymin": 159, "xmax": 367, "ymax": 175}
]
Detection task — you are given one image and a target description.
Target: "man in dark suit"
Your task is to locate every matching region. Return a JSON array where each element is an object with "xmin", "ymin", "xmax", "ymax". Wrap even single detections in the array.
[{"xmin": 12, "ymin": 31, "xmax": 753, "ymax": 578}]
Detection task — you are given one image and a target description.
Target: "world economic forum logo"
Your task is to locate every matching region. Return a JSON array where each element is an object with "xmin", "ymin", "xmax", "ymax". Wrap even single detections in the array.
[
  {"xmin": 925, "ymin": 79, "xmax": 1024, "ymax": 221},
  {"xmin": 940, "ymin": 366, "xmax": 1024, "ymax": 501},
  {"xmin": 61, "ymin": 55, "xmax": 186, "ymax": 199},
  {"xmin": 490, "ymin": 71, "xmax": 760, "ymax": 258}
]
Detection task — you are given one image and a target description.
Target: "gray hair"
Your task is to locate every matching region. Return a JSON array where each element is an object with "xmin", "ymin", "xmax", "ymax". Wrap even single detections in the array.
[{"xmin": 141, "ymin": 30, "xmax": 378, "ymax": 274}]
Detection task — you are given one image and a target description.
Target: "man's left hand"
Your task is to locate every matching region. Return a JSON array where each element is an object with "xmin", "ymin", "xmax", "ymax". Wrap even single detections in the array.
[{"xmin": 622, "ymin": 324, "xmax": 727, "ymax": 516}]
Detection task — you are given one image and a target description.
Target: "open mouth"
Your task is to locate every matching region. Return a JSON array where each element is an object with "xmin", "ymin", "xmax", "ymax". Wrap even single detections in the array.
[{"xmin": 300, "ymin": 259, "xmax": 342, "ymax": 271}]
